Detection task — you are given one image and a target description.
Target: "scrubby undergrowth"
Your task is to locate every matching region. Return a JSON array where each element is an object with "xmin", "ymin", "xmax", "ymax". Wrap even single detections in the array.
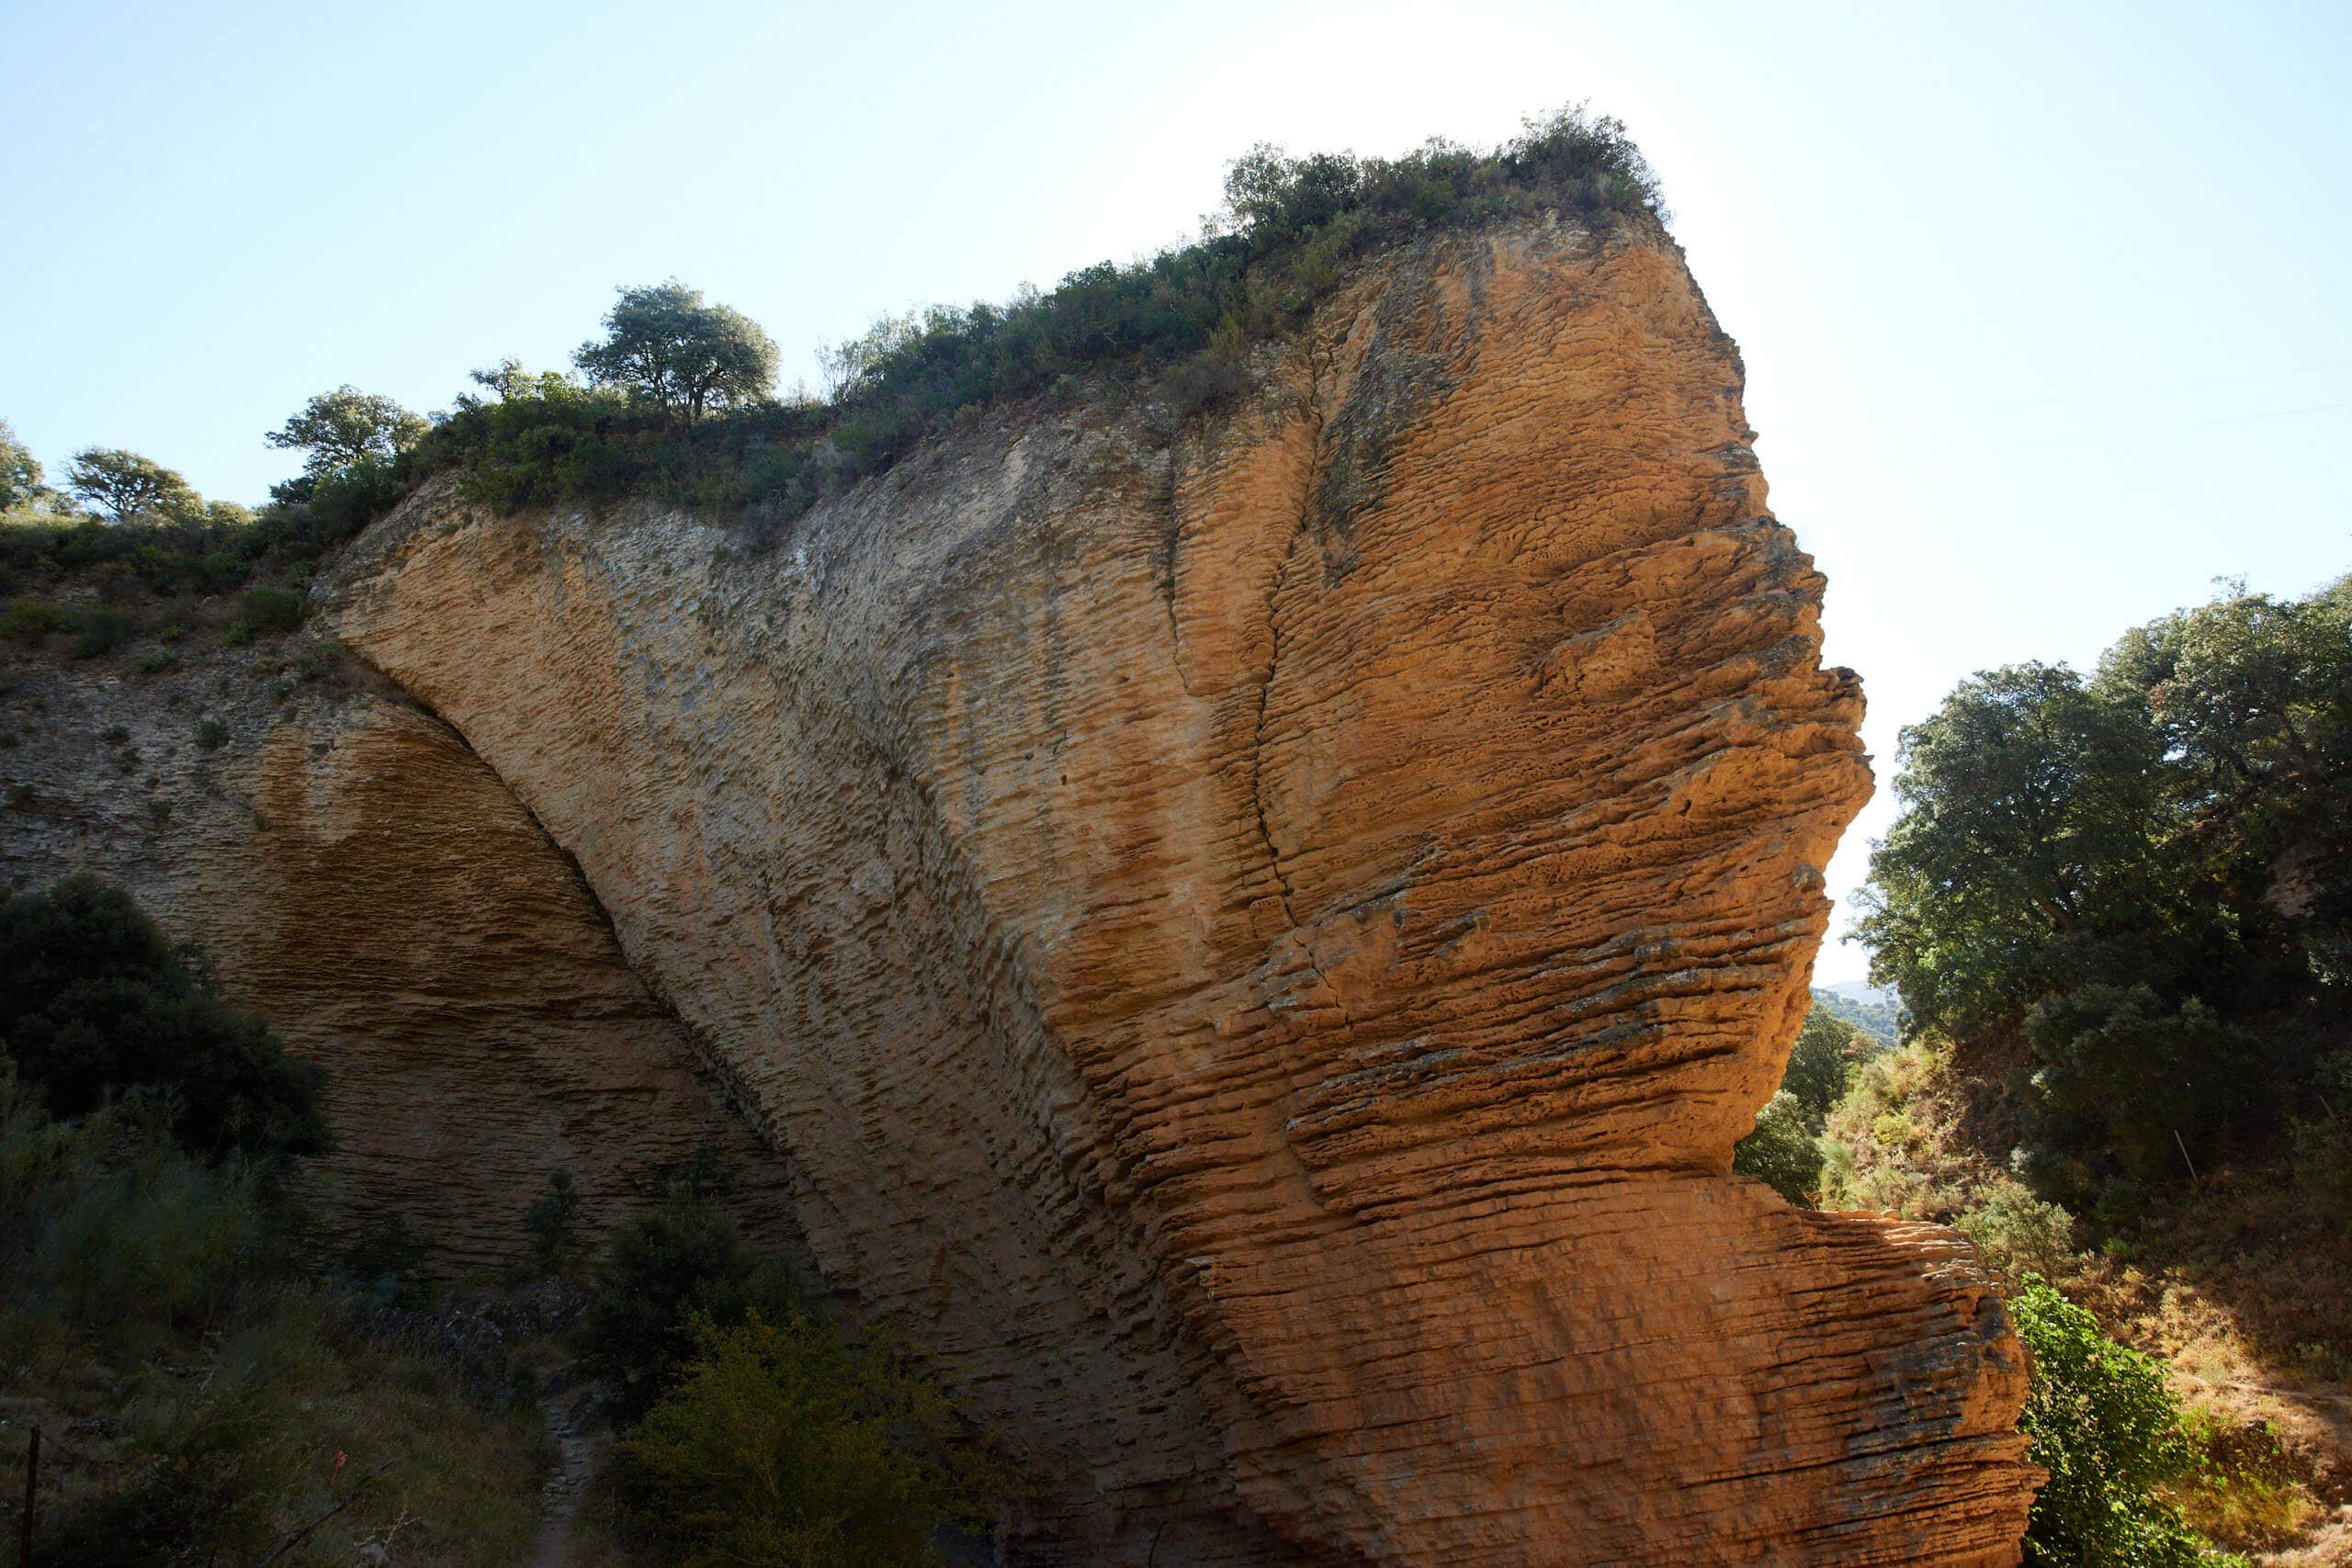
[
  {"xmin": 406, "ymin": 106, "xmax": 1662, "ymax": 526},
  {"xmin": 6, "ymin": 107, "xmax": 1662, "ymax": 691},
  {"xmin": 1792, "ymin": 1030, "xmax": 2350, "ymax": 1563},
  {"xmin": 0, "ymin": 874, "xmax": 1012, "ymax": 1565}
]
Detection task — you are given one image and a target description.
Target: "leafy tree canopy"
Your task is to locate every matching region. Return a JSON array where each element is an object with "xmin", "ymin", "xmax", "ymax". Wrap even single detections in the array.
[
  {"xmin": 65, "ymin": 446, "xmax": 202, "ymax": 525},
  {"xmin": 574, "ymin": 281, "xmax": 780, "ymax": 424},
  {"xmin": 1857, "ymin": 579, "xmax": 2352, "ymax": 1199},
  {"xmin": 0, "ymin": 418, "xmax": 44, "ymax": 511},
  {"xmin": 1733, "ymin": 1004, "xmax": 1871, "ymax": 1205},
  {"xmin": 265, "ymin": 385, "xmax": 429, "ymax": 479},
  {"xmin": 0, "ymin": 875, "xmax": 327, "ymax": 1163}
]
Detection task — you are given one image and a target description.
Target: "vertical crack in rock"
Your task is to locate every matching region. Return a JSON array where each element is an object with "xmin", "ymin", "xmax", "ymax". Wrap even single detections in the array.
[{"xmin": 317, "ymin": 220, "xmax": 2037, "ymax": 1565}]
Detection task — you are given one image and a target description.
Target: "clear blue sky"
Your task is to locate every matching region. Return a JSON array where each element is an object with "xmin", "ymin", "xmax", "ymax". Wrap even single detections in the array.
[{"xmin": 6, "ymin": 1, "xmax": 2347, "ymax": 982}]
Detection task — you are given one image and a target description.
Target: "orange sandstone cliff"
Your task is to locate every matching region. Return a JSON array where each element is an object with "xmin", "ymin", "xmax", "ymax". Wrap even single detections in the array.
[{"xmin": 288, "ymin": 219, "xmax": 2036, "ymax": 1562}]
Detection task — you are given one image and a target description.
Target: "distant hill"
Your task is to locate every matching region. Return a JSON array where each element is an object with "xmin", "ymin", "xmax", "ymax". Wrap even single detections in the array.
[{"xmin": 1811, "ymin": 982, "xmax": 1903, "ymax": 1045}]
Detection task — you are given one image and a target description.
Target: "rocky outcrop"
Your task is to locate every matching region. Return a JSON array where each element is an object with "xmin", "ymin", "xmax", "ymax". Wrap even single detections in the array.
[
  {"xmin": 318, "ymin": 218, "xmax": 2035, "ymax": 1562},
  {"xmin": 0, "ymin": 652, "xmax": 799, "ymax": 1270}
]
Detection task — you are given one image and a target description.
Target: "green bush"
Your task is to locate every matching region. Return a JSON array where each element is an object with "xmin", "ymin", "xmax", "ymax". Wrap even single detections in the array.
[
  {"xmin": 523, "ymin": 1168, "xmax": 584, "ymax": 1271},
  {"xmin": 620, "ymin": 1314, "xmax": 1007, "ymax": 1567},
  {"xmin": 2, "ymin": 594, "xmax": 67, "ymax": 644},
  {"xmin": 2011, "ymin": 1277, "xmax": 2245, "ymax": 1566},
  {"xmin": 0, "ymin": 874, "xmax": 327, "ymax": 1163},
  {"xmin": 70, "ymin": 605, "xmax": 137, "ymax": 658},
  {"xmin": 588, "ymin": 1198, "xmax": 798, "ymax": 1417},
  {"xmin": 1733, "ymin": 1090, "xmax": 1823, "ymax": 1205},
  {"xmin": 235, "ymin": 583, "xmax": 305, "ymax": 636},
  {"xmin": 1954, "ymin": 1182, "xmax": 2077, "ymax": 1282}
]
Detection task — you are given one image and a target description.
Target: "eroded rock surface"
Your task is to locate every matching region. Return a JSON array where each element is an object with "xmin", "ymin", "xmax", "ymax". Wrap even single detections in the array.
[
  {"xmin": 322, "ymin": 219, "xmax": 2033, "ymax": 1562},
  {"xmin": 0, "ymin": 654, "xmax": 799, "ymax": 1270}
]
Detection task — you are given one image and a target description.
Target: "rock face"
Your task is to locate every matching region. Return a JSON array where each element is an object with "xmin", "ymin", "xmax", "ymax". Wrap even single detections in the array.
[
  {"xmin": 318, "ymin": 219, "xmax": 2035, "ymax": 1562},
  {"xmin": 0, "ymin": 654, "xmax": 800, "ymax": 1271}
]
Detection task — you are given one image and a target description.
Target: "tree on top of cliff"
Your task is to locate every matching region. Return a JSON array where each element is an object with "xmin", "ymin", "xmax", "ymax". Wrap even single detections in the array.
[
  {"xmin": 574, "ymin": 281, "xmax": 780, "ymax": 424},
  {"xmin": 64, "ymin": 446, "xmax": 203, "ymax": 525},
  {"xmin": 0, "ymin": 418, "xmax": 46, "ymax": 512},
  {"xmin": 266, "ymin": 386, "xmax": 429, "ymax": 479},
  {"xmin": 378, "ymin": 105, "xmax": 1667, "ymax": 523}
]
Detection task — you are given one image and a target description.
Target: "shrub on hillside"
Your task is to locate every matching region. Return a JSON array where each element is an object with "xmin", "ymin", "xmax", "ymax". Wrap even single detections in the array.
[
  {"xmin": 68, "ymin": 605, "xmax": 137, "ymax": 659},
  {"xmin": 1954, "ymin": 1182, "xmax": 2077, "ymax": 1283},
  {"xmin": 2, "ymin": 1063, "xmax": 548, "ymax": 1562},
  {"xmin": 586, "ymin": 1198, "xmax": 798, "ymax": 1417},
  {"xmin": 0, "ymin": 1064, "xmax": 263, "ymax": 1349},
  {"xmin": 1733, "ymin": 1004, "xmax": 1871, "ymax": 1205},
  {"xmin": 2011, "ymin": 1277, "xmax": 2246, "ymax": 1567},
  {"xmin": 619, "ymin": 1313, "xmax": 1009, "ymax": 1567},
  {"xmin": 1733, "ymin": 1090, "xmax": 1823, "ymax": 1205},
  {"xmin": 1813, "ymin": 1037, "xmax": 2077, "ymax": 1281},
  {"xmin": 233, "ymin": 583, "xmax": 306, "ymax": 637},
  {"xmin": 1, "ymin": 593, "xmax": 67, "ymax": 644},
  {"xmin": 0, "ymin": 874, "xmax": 327, "ymax": 1164},
  {"xmin": 1815, "ymin": 1039, "xmax": 1985, "ymax": 1218}
]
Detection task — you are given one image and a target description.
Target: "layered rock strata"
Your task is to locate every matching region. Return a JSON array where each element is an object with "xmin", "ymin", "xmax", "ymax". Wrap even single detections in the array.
[
  {"xmin": 0, "ymin": 657, "xmax": 799, "ymax": 1270},
  {"xmin": 321, "ymin": 218, "xmax": 2035, "ymax": 1562}
]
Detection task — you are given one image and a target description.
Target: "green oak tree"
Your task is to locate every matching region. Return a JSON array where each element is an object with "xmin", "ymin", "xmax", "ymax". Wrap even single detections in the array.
[
  {"xmin": 1857, "ymin": 579, "xmax": 2352, "ymax": 1199},
  {"xmin": 266, "ymin": 386, "xmax": 428, "ymax": 479},
  {"xmin": 574, "ymin": 281, "xmax": 779, "ymax": 423},
  {"xmin": 0, "ymin": 418, "xmax": 45, "ymax": 511},
  {"xmin": 64, "ymin": 446, "xmax": 203, "ymax": 525}
]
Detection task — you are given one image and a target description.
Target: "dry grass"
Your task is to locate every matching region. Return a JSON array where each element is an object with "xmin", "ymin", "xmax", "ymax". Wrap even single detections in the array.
[
  {"xmin": 1815, "ymin": 1040, "xmax": 2352, "ymax": 1564},
  {"xmin": 2067, "ymin": 1169, "xmax": 2352, "ymax": 1564},
  {"xmin": 0, "ymin": 1289, "xmax": 554, "ymax": 1565}
]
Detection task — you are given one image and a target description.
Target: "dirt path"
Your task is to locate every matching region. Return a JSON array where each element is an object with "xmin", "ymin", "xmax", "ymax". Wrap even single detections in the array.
[{"xmin": 526, "ymin": 1387, "xmax": 602, "ymax": 1568}]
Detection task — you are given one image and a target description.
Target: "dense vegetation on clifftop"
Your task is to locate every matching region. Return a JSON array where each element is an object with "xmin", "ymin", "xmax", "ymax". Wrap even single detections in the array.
[
  {"xmin": 389, "ymin": 105, "xmax": 1666, "ymax": 527},
  {"xmin": 3, "ymin": 107, "xmax": 1663, "ymax": 671}
]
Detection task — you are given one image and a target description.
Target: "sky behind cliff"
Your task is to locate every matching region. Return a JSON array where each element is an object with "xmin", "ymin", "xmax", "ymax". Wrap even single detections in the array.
[{"xmin": 6, "ymin": 0, "xmax": 2348, "ymax": 983}]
